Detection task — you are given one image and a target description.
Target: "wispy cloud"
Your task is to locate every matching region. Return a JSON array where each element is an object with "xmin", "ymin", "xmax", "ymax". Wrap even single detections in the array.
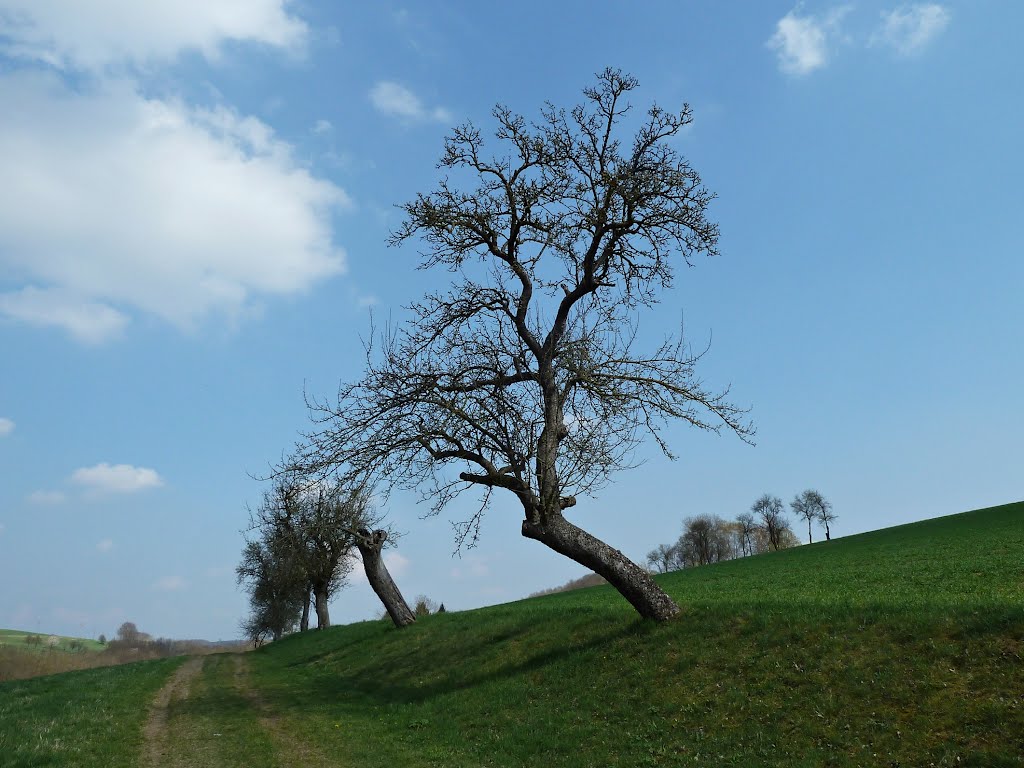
[
  {"xmin": 768, "ymin": 6, "xmax": 851, "ymax": 76},
  {"xmin": 312, "ymin": 118, "xmax": 333, "ymax": 135},
  {"xmin": 97, "ymin": 539, "xmax": 114, "ymax": 553},
  {"xmin": 870, "ymin": 4, "xmax": 950, "ymax": 56},
  {"xmin": 0, "ymin": 417, "xmax": 13, "ymax": 436},
  {"xmin": 369, "ymin": 81, "xmax": 451, "ymax": 123},
  {"xmin": 153, "ymin": 575, "xmax": 186, "ymax": 591},
  {"xmin": 28, "ymin": 490, "xmax": 66, "ymax": 505},
  {"xmin": 71, "ymin": 463, "xmax": 164, "ymax": 494},
  {"xmin": 0, "ymin": 288, "xmax": 128, "ymax": 344}
]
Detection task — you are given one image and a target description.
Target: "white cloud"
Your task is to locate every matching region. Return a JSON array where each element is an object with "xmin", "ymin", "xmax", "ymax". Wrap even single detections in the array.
[
  {"xmin": 0, "ymin": 417, "xmax": 13, "ymax": 436},
  {"xmin": 0, "ymin": 72, "xmax": 348, "ymax": 342},
  {"xmin": 768, "ymin": 6, "xmax": 850, "ymax": 76},
  {"xmin": 356, "ymin": 294, "xmax": 379, "ymax": 308},
  {"xmin": 97, "ymin": 539, "xmax": 114, "ymax": 553},
  {"xmin": 28, "ymin": 490, "xmax": 66, "ymax": 505},
  {"xmin": 0, "ymin": 0, "xmax": 307, "ymax": 71},
  {"xmin": 153, "ymin": 575, "xmax": 186, "ymax": 591},
  {"xmin": 871, "ymin": 4, "xmax": 950, "ymax": 56},
  {"xmin": 312, "ymin": 118, "xmax": 333, "ymax": 135},
  {"xmin": 370, "ymin": 81, "xmax": 451, "ymax": 123},
  {"xmin": 71, "ymin": 462, "xmax": 164, "ymax": 494}
]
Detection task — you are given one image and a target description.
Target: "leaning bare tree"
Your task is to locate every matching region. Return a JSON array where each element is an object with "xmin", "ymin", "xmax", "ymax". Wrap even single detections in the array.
[{"xmin": 300, "ymin": 69, "xmax": 752, "ymax": 621}]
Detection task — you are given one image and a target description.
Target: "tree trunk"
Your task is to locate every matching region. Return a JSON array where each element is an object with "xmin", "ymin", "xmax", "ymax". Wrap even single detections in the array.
[
  {"xmin": 807, "ymin": 520, "xmax": 813, "ymax": 544},
  {"xmin": 355, "ymin": 529, "xmax": 416, "ymax": 628},
  {"xmin": 313, "ymin": 586, "xmax": 330, "ymax": 629},
  {"xmin": 522, "ymin": 512, "xmax": 680, "ymax": 621},
  {"xmin": 300, "ymin": 588, "xmax": 310, "ymax": 632},
  {"xmin": 824, "ymin": 523, "xmax": 831, "ymax": 541}
]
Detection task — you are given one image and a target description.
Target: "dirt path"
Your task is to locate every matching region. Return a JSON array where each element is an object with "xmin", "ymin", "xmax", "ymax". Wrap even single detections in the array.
[
  {"xmin": 142, "ymin": 656, "xmax": 206, "ymax": 768},
  {"xmin": 139, "ymin": 653, "xmax": 333, "ymax": 767}
]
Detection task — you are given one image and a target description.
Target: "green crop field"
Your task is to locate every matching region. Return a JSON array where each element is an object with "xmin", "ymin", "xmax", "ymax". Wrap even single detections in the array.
[
  {"xmin": 0, "ymin": 629, "xmax": 105, "ymax": 654},
  {"xmin": 1, "ymin": 501, "xmax": 1021, "ymax": 767}
]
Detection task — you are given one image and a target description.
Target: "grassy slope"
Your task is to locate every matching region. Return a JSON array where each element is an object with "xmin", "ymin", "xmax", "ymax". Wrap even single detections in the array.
[
  {"xmin": 1, "ymin": 501, "xmax": 1021, "ymax": 767},
  {"xmin": 251, "ymin": 501, "xmax": 1024, "ymax": 767}
]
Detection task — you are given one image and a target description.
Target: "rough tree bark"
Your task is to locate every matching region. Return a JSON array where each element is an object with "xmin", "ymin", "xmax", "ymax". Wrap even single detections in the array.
[
  {"xmin": 522, "ymin": 514, "xmax": 679, "ymax": 620},
  {"xmin": 354, "ymin": 529, "xmax": 416, "ymax": 628},
  {"xmin": 312, "ymin": 581, "xmax": 331, "ymax": 629},
  {"xmin": 299, "ymin": 587, "xmax": 310, "ymax": 632}
]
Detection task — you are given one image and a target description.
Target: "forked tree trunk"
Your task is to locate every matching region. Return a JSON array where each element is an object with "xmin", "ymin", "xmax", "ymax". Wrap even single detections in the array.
[
  {"xmin": 521, "ymin": 512, "xmax": 680, "ymax": 621},
  {"xmin": 355, "ymin": 529, "xmax": 416, "ymax": 628},
  {"xmin": 313, "ymin": 586, "xmax": 330, "ymax": 629},
  {"xmin": 300, "ymin": 588, "xmax": 311, "ymax": 631}
]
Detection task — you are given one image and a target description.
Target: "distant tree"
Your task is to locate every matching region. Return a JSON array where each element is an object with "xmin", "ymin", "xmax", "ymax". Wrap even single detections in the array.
[
  {"xmin": 236, "ymin": 534, "xmax": 305, "ymax": 643},
  {"xmin": 752, "ymin": 494, "xmax": 788, "ymax": 551},
  {"xmin": 677, "ymin": 515, "xmax": 735, "ymax": 566},
  {"xmin": 97, "ymin": 633, "xmax": 106, "ymax": 645},
  {"xmin": 295, "ymin": 68, "xmax": 753, "ymax": 622},
  {"xmin": 814, "ymin": 493, "xmax": 837, "ymax": 541},
  {"xmin": 791, "ymin": 490, "xmax": 818, "ymax": 544},
  {"xmin": 117, "ymin": 622, "xmax": 140, "ymax": 645},
  {"xmin": 646, "ymin": 542, "xmax": 680, "ymax": 574},
  {"xmin": 735, "ymin": 512, "xmax": 758, "ymax": 557},
  {"xmin": 413, "ymin": 595, "xmax": 440, "ymax": 617}
]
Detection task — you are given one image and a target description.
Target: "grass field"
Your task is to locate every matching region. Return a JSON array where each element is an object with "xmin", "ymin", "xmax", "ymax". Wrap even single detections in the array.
[
  {"xmin": 0, "ymin": 628, "xmax": 105, "ymax": 654},
  {"xmin": 1, "ymin": 500, "xmax": 1021, "ymax": 767}
]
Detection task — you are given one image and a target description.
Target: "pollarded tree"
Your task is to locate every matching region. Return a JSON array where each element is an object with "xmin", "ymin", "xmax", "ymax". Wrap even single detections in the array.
[
  {"xmin": 351, "ymin": 527, "xmax": 417, "ymax": 628},
  {"xmin": 300, "ymin": 69, "xmax": 753, "ymax": 621},
  {"xmin": 752, "ymin": 494, "xmax": 788, "ymax": 551}
]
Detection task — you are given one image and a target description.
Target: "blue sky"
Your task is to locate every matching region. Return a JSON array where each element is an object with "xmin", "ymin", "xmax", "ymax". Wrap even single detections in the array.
[{"xmin": 0, "ymin": 1, "xmax": 1020, "ymax": 641}]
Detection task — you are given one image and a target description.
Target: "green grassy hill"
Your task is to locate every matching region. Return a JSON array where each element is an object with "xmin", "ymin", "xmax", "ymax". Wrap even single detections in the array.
[
  {"xmin": 0, "ymin": 629, "xmax": 105, "ymax": 654},
  {"xmin": 2, "ymin": 501, "xmax": 1022, "ymax": 767}
]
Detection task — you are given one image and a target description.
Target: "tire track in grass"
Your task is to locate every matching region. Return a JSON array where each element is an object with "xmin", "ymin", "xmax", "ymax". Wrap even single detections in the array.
[
  {"xmin": 142, "ymin": 656, "xmax": 205, "ymax": 768},
  {"xmin": 232, "ymin": 654, "xmax": 334, "ymax": 767}
]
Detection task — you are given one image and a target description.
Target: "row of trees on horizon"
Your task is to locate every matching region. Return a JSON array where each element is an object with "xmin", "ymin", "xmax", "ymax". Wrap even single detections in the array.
[{"xmin": 647, "ymin": 490, "xmax": 838, "ymax": 573}]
